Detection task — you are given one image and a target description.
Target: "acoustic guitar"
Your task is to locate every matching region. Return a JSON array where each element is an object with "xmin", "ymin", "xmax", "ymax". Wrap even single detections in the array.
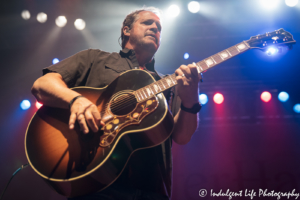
[{"xmin": 25, "ymin": 29, "xmax": 296, "ymax": 197}]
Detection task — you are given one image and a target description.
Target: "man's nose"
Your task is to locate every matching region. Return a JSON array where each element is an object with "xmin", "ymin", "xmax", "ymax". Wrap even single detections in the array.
[{"xmin": 150, "ymin": 23, "xmax": 158, "ymax": 33}]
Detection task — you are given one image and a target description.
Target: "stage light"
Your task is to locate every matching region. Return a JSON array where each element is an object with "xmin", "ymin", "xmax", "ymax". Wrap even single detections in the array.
[
  {"xmin": 199, "ymin": 94, "xmax": 208, "ymax": 105},
  {"xmin": 184, "ymin": 53, "xmax": 189, "ymax": 60},
  {"xmin": 294, "ymin": 104, "xmax": 300, "ymax": 113},
  {"xmin": 213, "ymin": 93, "xmax": 224, "ymax": 104},
  {"xmin": 21, "ymin": 10, "xmax": 30, "ymax": 20},
  {"xmin": 74, "ymin": 19, "xmax": 86, "ymax": 30},
  {"xmin": 266, "ymin": 47, "xmax": 278, "ymax": 55},
  {"xmin": 278, "ymin": 91, "xmax": 289, "ymax": 102},
  {"xmin": 188, "ymin": 1, "xmax": 200, "ymax": 13},
  {"xmin": 20, "ymin": 100, "xmax": 31, "ymax": 110},
  {"xmin": 285, "ymin": 0, "xmax": 298, "ymax": 7},
  {"xmin": 260, "ymin": 0, "xmax": 280, "ymax": 10},
  {"xmin": 35, "ymin": 101, "xmax": 43, "ymax": 109},
  {"xmin": 167, "ymin": 5, "xmax": 180, "ymax": 18},
  {"xmin": 55, "ymin": 16, "xmax": 67, "ymax": 27},
  {"xmin": 37, "ymin": 12, "xmax": 47, "ymax": 23},
  {"xmin": 261, "ymin": 91, "xmax": 272, "ymax": 102},
  {"xmin": 52, "ymin": 58, "xmax": 59, "ymax": 64}
]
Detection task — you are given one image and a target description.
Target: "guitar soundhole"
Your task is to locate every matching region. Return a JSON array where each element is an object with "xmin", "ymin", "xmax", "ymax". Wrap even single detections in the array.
[{"xmin": 110, "ymin": 93, "xmax": 137, "ymax": 115}]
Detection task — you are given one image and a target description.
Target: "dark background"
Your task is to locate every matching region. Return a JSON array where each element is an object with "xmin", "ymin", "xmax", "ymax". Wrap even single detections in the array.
[{"xmin": 0, "ymin": 0, "xmax": 300, "ymax": 199}]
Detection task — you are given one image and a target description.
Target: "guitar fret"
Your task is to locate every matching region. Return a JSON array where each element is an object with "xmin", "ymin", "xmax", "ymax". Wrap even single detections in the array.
[
  {"xmin": 170, "ymin": 75, "xmax": 177, "ymax": 84},
  {"xmin": 199, "ymin": 61, "xmax": 209, "ymax": 71},
  {"xmin": 156, "ymin": 82, "xmax": 162, "ymax": 91},
  {"xmin": 148, "ymin": 86, "xmax": 154, "ymax": 95},
  {"xmin": 212, "ymin": 54, "xmax": 222, "ymax": 64},
  {"xmin": 159, "ymin": 80, "xmax": 165, "ymax": 91},
  {"xmin": 140, "ymin": 89, "xmax": 145, "ymax": 100},
  {"xmin": 205, "ymin": 58, "xmax": 214, "ymax": 67},
  {"xmin": 170, "ymin": 77, "xmax": 176, "ymax": 86},
  {"xmin": 161, "ymin": 80, "xmax": 167, "ymax": 89},
  {"xmin": 228, "ymin": 47, "xmax": 239, "ymax": 56},
  {"xmin": 235, "ymin": 45, "xmax": 241, "ymax": 52},
  {"xmin": 195, "ymin": 62, "xmax": 204, "ymax": 71},
  {"xmin": 210, "ymin": 56, "xmax": 217, "ymax": 64},
  {"xmin": 237, "ymin": 42, "xmax": 248, "ymax": 52},
  {"xmin": 154, "ymin": 84, "xmax": 159, "ymax": 92},
  {"xmin": 149, "ymin": 85, "xmax": 154, "ymax": 94},
  {"xmin": 137, "ymin": 91, "xmax": 141, "ymax": 101},
  {"xmin": 145, "ymin": 87, "xmax": 152, "ymax": 97},
  {"xmin": 225, "ymin": 49, "xmax": 232, "ymax": 56},
  {"xmin": 142, "ymin": 89, "xmax": 148, "ymax": 98},
  {"xmin": 165, "ymin": 77, "xmax": 171, "ymax": 87},
  {"xmin": 219, "ymin": 50, "xmax": 230, "ymax": 60}
]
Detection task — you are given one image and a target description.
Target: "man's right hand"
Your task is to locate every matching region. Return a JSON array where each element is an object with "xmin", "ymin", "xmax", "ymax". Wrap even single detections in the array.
[{"xmin": 69, "ymin": 97, "xmax": 105, "ymax": 134}]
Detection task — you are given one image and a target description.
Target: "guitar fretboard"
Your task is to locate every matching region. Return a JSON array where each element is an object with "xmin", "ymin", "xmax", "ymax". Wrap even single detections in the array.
[{"xmin": 133, "ymin": 41, "xmax": 250, "ymax": 102}]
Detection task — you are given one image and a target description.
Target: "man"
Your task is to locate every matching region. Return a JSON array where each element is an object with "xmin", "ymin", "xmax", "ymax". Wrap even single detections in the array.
[{"xmin": 31, "ymin": 7, "xmax": 201, "ymax": 200}]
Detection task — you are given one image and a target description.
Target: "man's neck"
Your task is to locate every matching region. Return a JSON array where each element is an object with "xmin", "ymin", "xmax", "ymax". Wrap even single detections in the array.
[{"xmin": 124, "ymin": 44, "xmax": 155, "ymax": 68}]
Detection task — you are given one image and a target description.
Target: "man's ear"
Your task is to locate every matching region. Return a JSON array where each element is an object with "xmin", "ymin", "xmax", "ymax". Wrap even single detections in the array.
[{"xmin": 123, "ymin": 26, "xmax": 130, "ymax": 36}]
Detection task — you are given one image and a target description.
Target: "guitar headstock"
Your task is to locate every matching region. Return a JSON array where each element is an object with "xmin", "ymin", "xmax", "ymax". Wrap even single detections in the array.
[{"xmin": 246, "ymin": 28, "xmax": 296, "ymax": 52}]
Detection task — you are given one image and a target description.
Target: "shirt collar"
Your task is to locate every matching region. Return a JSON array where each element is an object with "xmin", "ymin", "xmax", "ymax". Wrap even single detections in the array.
[{"xmin": 120, "ymin": 48, "xmax": 156, "ymax": 71}]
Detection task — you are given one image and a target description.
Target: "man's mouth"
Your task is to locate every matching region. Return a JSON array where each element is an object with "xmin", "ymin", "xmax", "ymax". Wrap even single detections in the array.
[{"xmin": 146, "ymin": 34, "xmax": 157, "ymax": 43}]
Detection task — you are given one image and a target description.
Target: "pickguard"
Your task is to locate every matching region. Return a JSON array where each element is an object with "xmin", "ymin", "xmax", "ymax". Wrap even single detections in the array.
[{"xmin": 100, "ymin": 96, "xmax": 159, "ymax": 147}]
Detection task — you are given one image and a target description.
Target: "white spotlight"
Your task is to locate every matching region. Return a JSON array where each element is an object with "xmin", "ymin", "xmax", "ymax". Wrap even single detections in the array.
[
  {"xmin": 260, "ymin": 0, "xmax": 280, "ymax": 10},
  {"xmin": 167, "ymin": 5, "xmax": 180, "ymax": 18},
  {"xmin": 285, "ymin": 0, "xmax": 298, "ymax": 7},
  {"xmin": 74, "ymin": 19, "xmax": 86, "ymax": 30},
  {"xmin": 55, "ymin": 16, "xmax": 67, "ymax": 27},
  {"xmin": 37, "ymin": 12, "xmax": 47, "ymax": 23},
  {"xmin": 188, "ymin": 1, "xmax": 200, "ymax": 13},
  {"xmin": 21, "ymin": 10, "xmax": 30, "ymax": 20}
]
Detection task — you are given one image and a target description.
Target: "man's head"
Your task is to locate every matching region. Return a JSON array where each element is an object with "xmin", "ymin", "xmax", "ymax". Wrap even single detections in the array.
[{"xmin": 121, "ymin": 7, "xmax": 162, "ymax": 53}]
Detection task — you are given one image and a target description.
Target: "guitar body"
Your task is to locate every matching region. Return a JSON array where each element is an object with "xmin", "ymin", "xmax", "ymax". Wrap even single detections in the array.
[{"xmin": 25, "ymin": 70, "xmax": 174, "ymax": 197}]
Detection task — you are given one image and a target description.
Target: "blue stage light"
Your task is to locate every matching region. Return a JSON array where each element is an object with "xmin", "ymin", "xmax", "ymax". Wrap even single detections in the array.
[
  {"xmin": 167, "ymin": 5, "xmax": 180, "ymax": 18},
  {"xmin": 293, "ymin": 104, "xmax": 300, "ymax": 113},
  {"xmin": 199, "ymin": 94, "xmax": 208, "ymax": 105},
  {"xmin": 285, "ymin": 0, "xmax": 298, "ymax": 7},
  {"xmin": 266, "ymin": 47, "xmax": 278, "ymax": 55},
  {"xmin": 188, "ymin": 1, "xmax": 201, "ymax": 13},
  {"xmin": 20, "ymin": 100, "xmax": 31, "ymax": 110},
  {"xmin": 278, "ymin": 91, "xmax": 289, "ymax": 102},
  {"xmin": 52, "ymin": 58, "xmax": 59, "ymax": 64},
  {"xmin": 260, "ymin": 0, "xmax": 280, "ymax": 10},
  {"xmin": 184, "ymin": 53, "xmax": 189, "ymax": 60}
]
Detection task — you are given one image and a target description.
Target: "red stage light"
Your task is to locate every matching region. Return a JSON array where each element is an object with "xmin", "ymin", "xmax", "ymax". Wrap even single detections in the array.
[
  {"xmin": 261, "ymin": 91, "xmax": 272, "ymax": 102},
  {"xmin": 36, "ymin": 101, "xmax": 43, "ymax": 109},
  {"xmin": 213, "ymin": 93, "xmax": 224, "ymax": 104}
]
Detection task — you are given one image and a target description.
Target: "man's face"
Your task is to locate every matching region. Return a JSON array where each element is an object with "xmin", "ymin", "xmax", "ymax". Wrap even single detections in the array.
[{"xmin": 128, "ymin": 11, "xmax": 162, "ymax": 53}]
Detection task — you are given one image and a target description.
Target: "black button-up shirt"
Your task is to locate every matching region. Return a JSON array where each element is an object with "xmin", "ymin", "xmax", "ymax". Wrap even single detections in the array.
[{"xmin": 43, "ymin": 48, "xmax": 178, "ymax": 198}]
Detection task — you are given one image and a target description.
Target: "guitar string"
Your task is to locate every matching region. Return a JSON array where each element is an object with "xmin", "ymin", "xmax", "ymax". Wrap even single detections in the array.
[
  {"xmin": 105, "ymin": 73, "xmax": 177, "ymax": 109},
  {"xmin": 99, "ymin": 75, "xmax": 178, "ymax": 114},
  {"xmin": 99, "ymin": 96, "xmax": 137, "ymax": 114}
]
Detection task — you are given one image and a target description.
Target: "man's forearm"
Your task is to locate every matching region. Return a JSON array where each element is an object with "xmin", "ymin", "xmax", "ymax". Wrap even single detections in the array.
[
  {"xmin": 172, "ymin": 109, "xmax": 199, "ymax": 145},
  {"xmin": 31, "ymin": 73, "xmax": 81, "ymax": 109}
]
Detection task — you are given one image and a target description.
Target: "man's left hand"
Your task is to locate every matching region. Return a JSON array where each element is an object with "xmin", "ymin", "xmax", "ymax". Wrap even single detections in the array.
[{"xmin": 175, "ymin": 64, "xmax": 201, "ymax": 108}]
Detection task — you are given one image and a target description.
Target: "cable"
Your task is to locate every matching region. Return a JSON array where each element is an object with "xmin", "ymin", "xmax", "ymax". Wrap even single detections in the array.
[{"xmin": 0, "ymin": 163, "xmax": 29, "ymax": 200}]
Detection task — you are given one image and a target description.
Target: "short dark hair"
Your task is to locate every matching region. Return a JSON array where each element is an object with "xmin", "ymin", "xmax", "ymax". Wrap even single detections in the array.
[{"xmin": 120, "ymin": 7, "xmax": 162, "ymax": 49}]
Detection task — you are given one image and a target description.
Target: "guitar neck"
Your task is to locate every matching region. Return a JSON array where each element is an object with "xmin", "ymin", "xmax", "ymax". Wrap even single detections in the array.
[{"xmin": 133, "ymin": 41, "xmax": 250, "ymax": 102}]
